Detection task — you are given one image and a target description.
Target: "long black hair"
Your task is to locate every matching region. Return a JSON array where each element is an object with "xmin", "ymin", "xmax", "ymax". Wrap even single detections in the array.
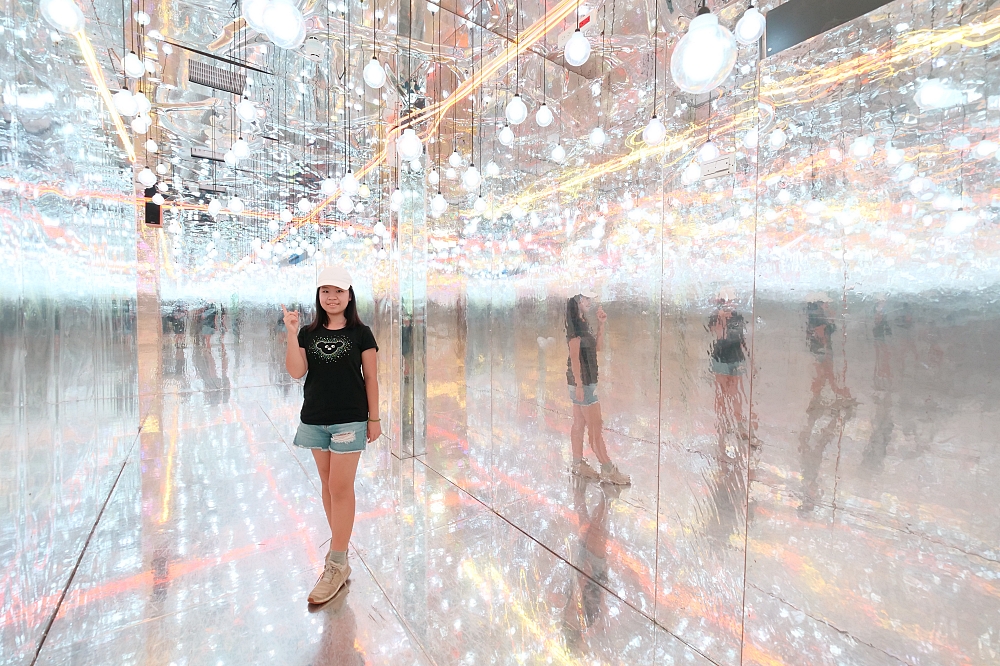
[
  {"xmin": 307, "ymin": 286, "xmax": 364, "ymax": 332},
  {"xmin": 565, "ymin": 295, "xmax": 591, "ymax": 340}
]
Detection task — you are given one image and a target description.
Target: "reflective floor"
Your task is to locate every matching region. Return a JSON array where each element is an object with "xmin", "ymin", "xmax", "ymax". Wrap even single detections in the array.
[{"xmin": 5, "ymin": 297, "xmax": 999, "ymax": 665}]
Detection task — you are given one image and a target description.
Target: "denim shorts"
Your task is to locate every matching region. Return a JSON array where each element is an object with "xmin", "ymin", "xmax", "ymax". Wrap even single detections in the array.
[
  {"xmin": 711, "ymin": 359, "xmax": 745, "ymax": 376},
  {"xmin": 569, "ymin": 384, "xmax": 599, "ymax": 406},
  {"xmin": 293, "ymin": 421, "xmax": 368, "ymax": 454}
]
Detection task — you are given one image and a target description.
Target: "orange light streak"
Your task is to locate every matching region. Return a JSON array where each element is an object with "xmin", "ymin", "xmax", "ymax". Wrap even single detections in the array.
[{"xmin": 73, "ymin": 30, "xmax": 136, "ymax": 163}]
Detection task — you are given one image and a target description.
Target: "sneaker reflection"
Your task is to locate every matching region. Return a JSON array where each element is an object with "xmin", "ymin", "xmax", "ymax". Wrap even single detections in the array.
[{"xmin": 309, "ymin": 582, "xmax": 363, "ymax": 665}]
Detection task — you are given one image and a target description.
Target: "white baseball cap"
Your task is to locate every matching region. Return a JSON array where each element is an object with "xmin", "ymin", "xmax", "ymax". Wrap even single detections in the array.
[
  {"xmin": 317, "ymin": 265, "xmax": 353, "ymax": 289},
  {"xmin": 577, "ymin": 288, "xmax": 598, "ymax": 299}
]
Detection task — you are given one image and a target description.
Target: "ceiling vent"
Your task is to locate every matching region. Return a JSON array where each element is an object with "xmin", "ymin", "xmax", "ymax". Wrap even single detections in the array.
[{"xmin": 188, "ymin": 60, "xmax": 246, "ymax": 95}]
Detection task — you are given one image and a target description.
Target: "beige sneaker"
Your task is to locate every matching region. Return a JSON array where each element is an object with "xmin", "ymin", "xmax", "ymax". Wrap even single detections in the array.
[
  {"xmin": 308, "ymin": 557, "xmax": 351, "ymax": 605},
  {"xmin": 600, "ymin": 463, "xmax": 631, "ymax": 486},
  {"xmin": 571, "ymin": 459, "xmax": 600, "ymax": 480}
]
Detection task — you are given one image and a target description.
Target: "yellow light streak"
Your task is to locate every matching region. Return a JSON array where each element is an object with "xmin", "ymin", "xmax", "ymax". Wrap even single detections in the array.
[{"xmin": 73, "ymin": 30, "xmax": 136, "ymax": 163}]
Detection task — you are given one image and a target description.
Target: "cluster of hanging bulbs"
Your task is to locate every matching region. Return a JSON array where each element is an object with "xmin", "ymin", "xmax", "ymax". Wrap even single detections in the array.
[{"xmin": 243, "ymin": 0, "xmax": 306, "ymax": 50}]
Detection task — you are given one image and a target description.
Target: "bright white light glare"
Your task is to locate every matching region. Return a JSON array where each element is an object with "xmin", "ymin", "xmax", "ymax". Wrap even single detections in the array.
[
  {"xmin": 448, "ymin": 150, "xmax": 463, "ymax": 168},
  {"xmin": 498, "ymin": 125, "xmax": 515, "ymax": 146},
  {"xmin": 681, "ymin": 162, "xmax": 702, "ymax": 185},
  {"xmin": 428, "ymin": 170, "xmax": 440, "ymax": 185},
  {"xmin": 564, "ymin": 29, "xmax": 591, "ymax": 67},
  {"xmin": 589, "ymin": 127, "xmax": 607, "ymax": 148},
  {"xmin": 850, "ymin": 135, "xmax": 874, "ymax": 158},
  {"xmin": 123, "ymin": 51, "xmax": 145, "ymax": 79},
  {"xmin": 642, "ymin": 116, "xmax": 666, "ymax": 146},
  {"xmin": 697, "ymin": 140, "xmax": 720, "ymax": 162},
  {"xmin": 431, "ymin": 192, "xmax": 448, "ymax": 215},
  {"xmin": 670, "ymin": 12, "xmax": 737, "ymax": 94},
  {"xmin": 236, "ymin": 97, "xmax": 257, "ymax": 123},
  {"xmin": 409, "ymin": 159, "xmax": 422, "ymax": 171},
  {"xmin": 505, "ymin": 95, "xmax": 528, "ymax": 125},
  {"xmin": 974, "ymin": 140, "xmax": 999, "ymax": 158},
  {"xmin": 551, "ymin": 144, "xmax": 566, "ymax": 162},
  {"xmin": 358, "ymin": 183, "xmax": 371, "ymax": 198},
  {"xmin": 535, "ymin": 104, "xmax": 553, "ymax": 128},
  {"xmin": 208, "ymin": 199, "xmax": 223, "ymax": 216},
  {"xmin": 462, "ymin": 164, "xmax": 482, "ymax": 190},
  {"xmin": 340, "ymin": 171, "xmax": 359, "ymax": 195},
  {"xmin": 280, "ymin": 208, "xmax": 293, "ymax": 223},
  {"xmin": 40, "ymin": 0, "xmax": 85, "ymax": 34},
  {"xmin": 296, "ymin": 197, "xmax": 312, "ymax": 213},
  {"xmin": 243, "ymin": 0, "xmax": 269, "ymax": 32},
  {"xmin": 137, "ymin": 167, "xmax": 156, "ymax": 187},
  {"xmin": 228, "ymin": 196, "xmax": 245, "ymax": 214},
  {"xmin": 397, "ymin": 128, "xmax": 423, "ymax": 160},
  {"xmin": 885, "ymin": 143, "xmax": 905, "ymax": 165},
  {"xmin": 336, "ymin": 194, "xmax": 354, "ymax": 214},
  {"xmin": 768, "ymin": 127, "xmax": 787, "ymax": 150},
  {"xmin": 474, "ymin": 197, "xmax": 488, "ymax": 213},
  {"xmin": 321, "ymin": 177, "xmax": 337, "ymax": 195},
  {"xmin": 132, "ymin": 93, "xmax": 151, "ymax": 115},
  {"xmin": 427, "ymin": 0, "xmax": 439, "ymax": 13},
  {"xmin": 134, "ymin": 11, "xmax": 150, "ymax": 25},
  {"xmin": 263, "ymin": 0, "xmax": 306, "ymax": 50},
  {"xmin": 734, "ymin": 6, "xmax": 766, "ymax": 45},
  {"xmin": 742, "ymin": 127, "xmax": 759, "ymax": 149},
  {"xmin": 363, "ymin": 58, "xmax": 387, "ymax": 88},
  {"xmin": 485, "ymin": 161, "xmax": 501, "ymax": 178},
  {"xmin": 113, "ymin": 89, "xmax": 137, "ymax": 116},
  {"xmin": 914, "ymin": 79, "xmax": 965, "ymax": 110},
  {"xmin": 232, "ymin": 137, "xmax": 250, "ymax": 160}
]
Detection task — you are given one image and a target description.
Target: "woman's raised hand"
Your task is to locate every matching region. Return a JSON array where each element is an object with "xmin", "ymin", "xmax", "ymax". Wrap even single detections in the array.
[
  {"xmin": 281, "ymin": 305, "xmax": 300, "ymax": 334},
  {"xmin": 596, "ymin": 305, "xmax": 608, "ymax": 325}
]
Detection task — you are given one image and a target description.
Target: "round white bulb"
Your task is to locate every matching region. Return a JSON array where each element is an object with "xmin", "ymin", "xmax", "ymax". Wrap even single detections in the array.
[
  {"xmin": 113, "ymin": 88, "xmax": 137, "ymax": 117},
  {"xmin": 280, "ymin": 208, "xmax": 293, "ymax": 223},
  {"xmin": 358, "ymin": 183, "xmax": 371, "ymax": 198},
  {"xmin": 133, "ymin": 92, "xmax": 151, "ymax": 114},
  {"xmin": 735, "ymin": 6, "xmax": 766, "ymax": 45},
  {"xmin": 228, "ymin": 196, "xmax": 244, "ymax": 214},
  {"xmin": 682, "ymin": 162, "xmax": 702, "ymax": 185},
  {"xmin": 564, "ymin": 29, "xmax": 591, "ymax": 67},
  {"xmin": 390, "ymin": 189, "xmax": 403, "ymax": 206},
  {"xmin": 123, "ymin": 51, "xmax": 145, "ymax": 79},
  {"xmin": 850, "ymin": 136, "xmax": 874, "ymax": 159},
  {"xmin": 431, "ymin": 192, "xmax": 448, "ymax": 215},
  {"xmin": 409, "ymin": 159, "xmax": 422, "ymax": 172},
  {"xmin": 232, "ymin": 137, "xmax": 250, "ymax": 160},
  {"xmin": 341, "ymin": 171, "xmax": 359, "ymax": 195},
  {"xmin": 321, "ymin": 177, "xmax": 337, "ymax": 195},
  {"xmin": 914, "ymin": 79, "xmax": 964, "ymax": 110},
  {"xmin": 297, "ymin": 197, "xmax": 312, "ymax": 213},
  {"xmin": 742, "ymin": 127, "xmax": 759, "ymax": 149},
  {"xmin": 151, "ymin": 192, "xmax": 165, "ymax": 205},
  {"xmin": 134, "ymin": 11, "xmax": 150, "ymax": 25},
  {"xmin": 145, "ymin": 139, "xmax": 158, "ymax": 153},
  {"xmin": 909, "ymin": 177, "xmax": 935, "ymax": 197},
  {"xmin": 768, "ymin": 128, "xmax": 787, "ymax": 150},
  {"xmin": 535, "ymin": 104, "xmax": 553, "ymax": 128},
  {"xmin": 485, "ymin": 161, "xmax": 500, "ymax": 178},
  {"xmin": 498, "ymin": 125, "xmax": 515, "ymax": 146},
  {"xmin": 885, "ymin": 144, "xmax": 905, "ymax": 165},
  {"xmin": 336, "ymin": 194, "xmax": 354, "ymax": 214},
  {"xmin": 427, "ymin": 1, "xmax": 439, "ymax": 13},
  {"xmin": 670, "ymin": 12, "xmax": 738, "ymax": 94},
  {"xmin": 474, "ymin": 197, "xmax": 487, "ymax": 213},
  {"xmin": 446, "ymin": 167, "xmax": 457, "ymax": 180},
  {"xmin": 974, "ymin": 140, "xmax": 998, "ymax": 158},
  {"xmin": 243, "ymin": 0, "xmax": 269, "ymax": 32},
  {"xmin": 137, "ymin": 167, "xmax": 156, "ymax": 187},
  {"xmin": 224, "ymin": 151, "xmax": 237, "ymax": 167},
  {"xmin": 589, "ymin": 127, "xmax": 607, "ymax": 148},
  {"xmin": 642, "ymin": 116, "xmax": 666, "ymax": 146},
  {"xmin": 697, "ymin": 140, "xmax": 720, "ymax": 162},
  {"xmin": 236, "ymin": 98, "xmax": 257, "ymax": 123},
  {"xmin": 551, "ymin": 144, "xmax": 566, "ymax": 162},
  {"xmin": 155, "ymin": 163, "xmax": 168, "ymax": 174},
  {"xmin": 397, "ymin": 128, "xmax": 423, "ymax": 161},
  {"xmin": 449, "ymin": 150, "xmax": 463, "ymax": 168},
  {"xmin": 462, "ymin": 164, "xmax": 482, "ymax": 191},
  {"xmin": 363, "ymin": 58, "xmax": 387, "ymax": 89},
  {"xmin": 263, "ymin": 0, "xmax": 306, "ymax": 50},
  {"xmin": 510, "ymin": 204, "xmax": 525, "ymax": 220},
  {"xmin": 428, "ymin": 170, "xmax": 439, "ymax": 185},
  {"xmin": 505, "ymin": 95, "xmax": 528, "ymax": 126},
  {"xmin": 208, "ymin": 199, "xmax": 223, "ymax": 216},
  {"xmin": 40, "ymin": 0, "xmax": 85, "ymax": 33}
]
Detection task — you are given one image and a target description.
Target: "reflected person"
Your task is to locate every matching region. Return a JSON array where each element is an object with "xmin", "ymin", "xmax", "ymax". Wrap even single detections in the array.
[
  {"xmin": 566, "ymin": 291, "xmax": 630, "ymax": 485},
  {"xmin": 707, "ymin": 288, "xmax": 754, "ymax": 456},
  {"xmin": 806, "ymin": 293, "xmax": 854, "ymax": 404},
  {"xmin": 282, "ymin": 266, "xmax": 381, "ymax": 606}
]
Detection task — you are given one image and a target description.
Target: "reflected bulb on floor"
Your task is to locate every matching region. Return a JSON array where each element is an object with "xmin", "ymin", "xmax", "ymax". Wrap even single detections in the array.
[
  {"xmin": 535, "ymin": 103, "xmax": 553, "ymax": 127},
  {"xmin": 564, "ymin": 29, "xmax": 591, "ymax": 67},
  {"xmin": 642, "ymin": 116, "xmax": 666, "ymax": 146}
]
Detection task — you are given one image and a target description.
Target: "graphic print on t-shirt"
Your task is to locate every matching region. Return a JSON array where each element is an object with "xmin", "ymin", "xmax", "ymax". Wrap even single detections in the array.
[{"xmin": 311, "ymin": 335, "xmax": 351, "ymax": 363}]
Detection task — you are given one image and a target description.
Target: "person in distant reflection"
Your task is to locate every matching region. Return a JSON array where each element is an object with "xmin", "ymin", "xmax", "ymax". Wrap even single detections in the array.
[
  {"xmin": 566, "ymin": 290, "xmax": 630, "ymax": 485},
  {"xmin": 282, "ymin": 266, "xmax": 381, "ymax": 606},
  {"xmin": 708, "ymin": 288, "xmax": 754, "ymax": 454},
  {"xmin": 806, "ymin": 293, "xmax": 853, "ymax": 403},
  {"xmin": 199, "ymin": 302, "xmax": 217, "ymax": 346}
]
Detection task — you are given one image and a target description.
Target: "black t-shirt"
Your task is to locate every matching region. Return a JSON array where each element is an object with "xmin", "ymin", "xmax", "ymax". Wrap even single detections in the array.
[
  {"xmin": 567, "ymin": 328, "xmax": 599, "ymax": 386},
  {"xmin": 297, "ymin": 324, "xmax": 379, "ymax": 425},
  {"xmin": 708, "ymin": 308, "xmax": 746, "ymax": 363}
]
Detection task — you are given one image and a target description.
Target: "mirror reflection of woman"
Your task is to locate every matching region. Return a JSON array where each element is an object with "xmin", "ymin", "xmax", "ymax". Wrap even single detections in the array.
[{"xmin": 566, "ymin": 291, "xmax": 630, "ymax": 485}]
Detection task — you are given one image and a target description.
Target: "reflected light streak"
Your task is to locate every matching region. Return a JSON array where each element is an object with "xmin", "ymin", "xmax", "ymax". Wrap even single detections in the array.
[{"xmin": 73, "ymin": 30, "xmax": 136, "ymax": 163}]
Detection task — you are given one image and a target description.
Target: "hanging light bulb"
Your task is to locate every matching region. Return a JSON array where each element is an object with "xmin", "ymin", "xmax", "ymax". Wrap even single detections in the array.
[
  {"xmin": 428, "ymin": 169, "xmax": 440, "ymax": 185},
  {"xmin": 354, "ymin": 201, "xmax": 365, "ymax": 213},
  {"xmin": 849, "ymin": 135, "xmax": 875, "ymax": 159},
  {"xmin": 642, "ymin": 116, "xmax": 666, "ymax": 146},
  {"xmin": 448, "ymin": 150, "xmax": 463, "ymax": 168},
  {"xmin": 485, "ymin": 161, "xmax": 501, "ymax": 178},
  {"xmin": 670, "ymin": 4, "xmax": 738, "ymax": 94},
  {"xmin": 155, "ymin": 163, "xmax": 168, "ymax": 175},
  {"xmin": 510, "ymin": 204, "xmax": 525, "ymax": 220},
  {"xmin": 113, "ymin": 88, "xmax": 137, "ymax": 117},
  {"xmin": 551, "ymin": 144, "xmax": 566, "ymax": 162},
  {"xmin": 297, "ymin": 197, "xmax": 312, "ymax": 213},
  {"xmin": 236, "ymin": 97, "xmax": 257, "ymax": 123},
  {"xmin": 768, "ymin": 127, "xmax": 787, "ymax": 150},
  {"xmin": 396, "ymin": 128, "xmax": 423, "ymax": 161},
  {"xmin": 137, "ymin": 167, "xmax": 157, "ymax": 187},
  {"xmin": 734, "ymin": 3, "xmax": 766, "ymax": 45},
  {"xmin": 973, "ymin": 140, "xmax": 998, "ymax": 158},
  {"xmin": 242, "ymin": 0, "xmax": 269, "ymax": 32},
  {"xmin": 40, "ymin": 0, "xmax": 85, "ymax": 33},
  {"xmin": 505, "ymin": 95, "xmax": 528, "ymax": 125},
  {"xmin": 498, "ymin": 125, "xmax": 515, "ymax": 146},
  {"xmin": 321, "ymin": 177, "xmax": 337, "ymax": 195},
  {"xmin": 681, "ymin": 162, "xmax": 702, "ymax": 185},
  {"xmin": 589, "ymin": 127, "xmax": 607, "ymax": 148},
  {"xmin": 263, "ymin": 0, "xmax": 306, "ymax": 50},
  {"xmin": 280, "ymin": 208, "xmax": 294, "ymax": 223},
  {"xmin": 363, "ymin": 57, "xmax": 387, "ymax": 89},
  {"xmin": 145, "ymin": 139, "xmax": 158, "ymax": 153},
  {"xmin": 474, "ymin": 197, "xmax": 488, "ymax": 214},
  {"xmin": 462, "ymin": 164, "xmax": 482, "ymax": 191},
  {"xmin": 133, "ymin": 92, "xmax": 151, "ymax": 115},
  {"xmin": 446, "ymin": 167, "xmax": 457, "ymax": 180},
  {"xmin": 340, "ymin": 170, "xmax": 359, "ymax": 195},
  {"xmin": 151, "ymin": 192, "xmax": 165, "ymax": 205},
  {"xmin": 390, "ymin": 188, "xmax": 403, "ymax": 207},
  {"xmin": 358, "ymin": 183, "xmax": 371, "ymax": 198},
  {"xmin": 913, "ymin": 79, "xmax": 964, "ymax": 110},
  {"xmin": 224, "ymin": 151, "xmax": 237, "ymax": 167},
  {"xmin": 431, "ymin": 192, "xmax": 448, "ymax": 215},
  {"xmin": 409, "ymin": 159, "xmax": 422, "ymax": 171},
  {"xmin": 337, "ymin": 194, "xmax": 354, "ymax": 214},
  {"xmin": 742, "ymin": 127, "xmax": 759, "ymax": 149},
  {"xmin": 208, "ymin": 198, "xmax": 223, "ymax": 216},
  {"xmin": 123, "ymin": 51, "xmax": 145, "ymax": 79},
  {"xmin": 885, "ymin": 143, "xmax": 906, "ymax": 165},
  {"xmin": 228, "ymin": 196, "xmax": 245, "ymax": 214},
  {"xmin": 232, "ymin": 137, "xmax": 250, "ymax": 160},
  {"xmin": 697, "ymin": 140, "xmax": 720, "ymax": 162},
  {"xmin": 564, "ymin": 29, "xmax": 591, "ymax": 67},
  {"xmin": 535, "ymin": 103, "xmax": 554, "ymax": 128}
]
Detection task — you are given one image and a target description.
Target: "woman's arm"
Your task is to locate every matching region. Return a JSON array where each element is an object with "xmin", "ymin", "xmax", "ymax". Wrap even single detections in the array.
[
  {"xmin": 282, "ymin": 306, "xmax": 307, "ymax": 379},
  {"xmin": 568, "ymin": 337, "xmax": 583, "ymax": 385},
  {"xmin": 362, "ymin": 348, "xmax": 381, "ymax": 441},
  {"xmin": 594, "ymin": 306, "xmax": 608, "ymax": 352}
]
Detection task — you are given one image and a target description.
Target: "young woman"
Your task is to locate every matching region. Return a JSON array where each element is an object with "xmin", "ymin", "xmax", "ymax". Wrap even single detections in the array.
[
  {"xmin": 566, "ymin": 292, "xmax": 630, "ymax": 485},
  {"xmin": 281, "ymin": 265, "xmax": 381, "ymax": 605}
]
